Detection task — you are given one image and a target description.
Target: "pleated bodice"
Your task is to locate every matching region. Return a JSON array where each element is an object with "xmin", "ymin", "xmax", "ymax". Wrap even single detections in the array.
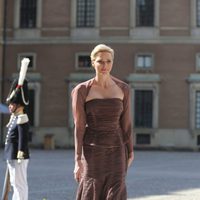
[{"xmin": 84, "ymin": 98, "xmax": 124, "ymax": 147}]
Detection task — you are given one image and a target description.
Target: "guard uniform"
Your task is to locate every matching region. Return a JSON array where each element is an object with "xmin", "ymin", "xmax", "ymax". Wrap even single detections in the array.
[{"xmin": 4, "ymin": 113, "xmax": 30, "ymax": 160}]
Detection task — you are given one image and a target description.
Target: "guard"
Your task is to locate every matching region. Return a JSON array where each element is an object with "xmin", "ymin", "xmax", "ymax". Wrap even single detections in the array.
[{"xmin": 3, "ymin": 58, "xmax": 30, "ymax": 200}]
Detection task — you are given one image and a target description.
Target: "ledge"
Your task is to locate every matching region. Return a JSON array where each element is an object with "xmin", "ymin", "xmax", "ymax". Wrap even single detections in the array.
[
  {"xmin": 187, "ymin": 74, "xmax": 200, "ymax": 83},
  {"xmin": 12, "ymin": 73, "xmax": 42, "ymax": 82},
  {"xmin": 65, "ymin": 73, "xmax": 94, "ymax": 82},
  {"xmin": 126, "ymin": 73, "xmax": 161, "ymax": 83}
]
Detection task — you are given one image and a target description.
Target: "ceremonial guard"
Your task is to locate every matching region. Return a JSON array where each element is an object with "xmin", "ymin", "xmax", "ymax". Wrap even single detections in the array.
[{"xmin": 4, "ymin": 58, "xmax": 30, "ymax": 200}]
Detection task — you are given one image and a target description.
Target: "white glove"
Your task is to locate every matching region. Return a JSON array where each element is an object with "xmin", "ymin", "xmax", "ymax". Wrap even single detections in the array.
[{"xmin": 17, "ymin": 150, "xmax": 24, "ymax": 164}]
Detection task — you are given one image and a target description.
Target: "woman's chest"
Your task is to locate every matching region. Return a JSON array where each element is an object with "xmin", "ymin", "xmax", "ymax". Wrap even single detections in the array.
[{"xmin": 86, "ymin": 84, "xmax": 124, "ymax": 100}]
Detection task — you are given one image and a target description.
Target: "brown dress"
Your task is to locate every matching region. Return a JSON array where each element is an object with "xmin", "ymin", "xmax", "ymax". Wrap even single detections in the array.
[{"xmin": 71, "ymin": 77, "xmax": 133, "ymax": 200}]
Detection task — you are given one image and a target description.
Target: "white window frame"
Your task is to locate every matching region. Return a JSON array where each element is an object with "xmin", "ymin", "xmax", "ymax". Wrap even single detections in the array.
[
  {"xmin": 28, "ymin": 82, "xmax": 41, "ymax": 127},
  {"xmin": 189, "ymin": 82, "xmax": 200, "ymax": 132},
  {"xmin": 135, "ymin": 53, "xmax": 154, "ymax": 71},
  {"xmin": 14, "ymin": 0, "xmax": 42, "ymax": 39},
  {"xmin": 197, "ymin": 0, "xmax": 200, "ymax": 27},
  {"xmin": 70, "ymin": 0, "xmax": 100, "ymax": 39},
  {"xmin": 196, "ymin": 53, "xmax": 200, "ymax": 71},
  {"xmin": 130, "ymin": 0, "xmax": 160, "ymax": 39},
  {"xmin": 17, "ymin": 53, "xmax": 37, "ymax": 71},
  {"xmin": 195, "ymin": 90, "xmax": 200, "ymax": 129},
  {"xmin": 191, "ymin": 0, "xmax": 200, "ymax": 36},
  {"xmin": 135, "ymin": 0, "xmax": 155, "ymax": 27},
  {"xmin": 132, "ymin": 83, "xmax": 159, "ymax": 130},
  {"xmin": 75, "ymin": 53, "xmax": 92, "ymax": 71}
]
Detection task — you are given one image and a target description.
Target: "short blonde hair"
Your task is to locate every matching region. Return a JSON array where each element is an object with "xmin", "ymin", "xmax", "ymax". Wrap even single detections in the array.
[{"xmin": 90, "ymin": 44, "xmax": 114, "ymax": 61}]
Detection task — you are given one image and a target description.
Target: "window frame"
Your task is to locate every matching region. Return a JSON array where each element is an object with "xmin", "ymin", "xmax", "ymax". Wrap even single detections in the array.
[
  {"xmin": 197, "ymin": 0, "xmax": 200, "ymax": 27},
  {"xmin": 17, "ymin": 53, "xmax": 37, "ymax": 71},
  {"xmin": 129, "ymin": 0, "xmax": 159, "ymax": 39},
  {"xmin": 134, "ymin": 89, "xmax": 153, "ymax": 128},
  {"xmin": 70, "ymin": 0, "xmax": 100, "ymax": 39},
  {"xmin": 196, "ymin": 53, "xmax": 200, "ymax": 72},
  {"xmin": 14, "ymin": 0, "xmax": 42, "ymax": 39},
  {"xmin": 71, "ymin": 0, "xmax": 99, "ymax": 28},
  {"xmin": 135, "ymin": 53, "xmax": 154, "ymax": 71},
  {"xmin": 188, "ymin": 80, "xmax": 200, "ymax": 134},
  {"xmin": 136, "ymin": 133, "xmax": 151, "ymax": 145},
  {"xmin": 195, "ymin": 90, "xmax": 200, "ymax": 129},
  {"xmin": 75, "ymin": 52, "xmax": 93, "ymax": 71},
  {"xmin": 191, "ymin": 0, "xmax": 200, "ymax": 37},
  {"xmin": 28, "ymin": 82, "xmax": 41, "ymax": 127},
  {"xmin": 76, "ymin": 0, "xmax": 96, "ymax": 28},
  {"xmin": 131, "ymin": 81, "xmax": 159, "ymax": 130},
  {"xmin": 136, "ymin": 0, "xmax": 155, "ymax": 27},
  {"xmin": 19, "ymin": 0, "xmax": 37, "ymax": 29},
  {"xmin": 14, "ymin": 0, "xmax": 42, "ymax": 29}
]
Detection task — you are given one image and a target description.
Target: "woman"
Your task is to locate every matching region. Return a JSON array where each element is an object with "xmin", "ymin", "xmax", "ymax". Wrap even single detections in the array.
[{"xmin": 71, "ymin": 44, "xmax": 134, "ymax": 200}]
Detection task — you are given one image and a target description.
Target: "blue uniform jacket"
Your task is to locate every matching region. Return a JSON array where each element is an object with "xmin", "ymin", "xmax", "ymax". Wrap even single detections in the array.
[{"xmin": 4, "ymin": 113, "xmax": 30, "ymax": 160}]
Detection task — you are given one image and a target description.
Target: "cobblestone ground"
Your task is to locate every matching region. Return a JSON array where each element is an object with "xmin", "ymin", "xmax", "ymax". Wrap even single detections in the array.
[{"xmin": 0, "ymin": 149, "xmax": 200, "ymax": 200}]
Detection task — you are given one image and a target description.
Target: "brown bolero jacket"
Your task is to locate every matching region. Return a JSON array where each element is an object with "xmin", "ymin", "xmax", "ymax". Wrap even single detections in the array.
[{"xmin": 71, "ymin": 76, "xmax": 134, "ymax": 161}]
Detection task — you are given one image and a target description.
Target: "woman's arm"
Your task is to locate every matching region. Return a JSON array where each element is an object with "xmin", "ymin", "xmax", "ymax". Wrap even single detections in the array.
[
  {"xmin": 71, "ymin": 85, "xmax": 86, "ymax": 161},
  {"xmin": 71, "ymin": 85, "xmax": 86, "ymax": 181},
  {"xmin": 120, "ymin": 85, "xmax": 134, "ymax": 166}
]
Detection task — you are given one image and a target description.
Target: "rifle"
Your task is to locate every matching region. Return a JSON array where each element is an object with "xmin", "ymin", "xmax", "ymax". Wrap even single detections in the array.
[{"xmin": 1, "ymin": 168, "xmax": 10, "ymax": 200}]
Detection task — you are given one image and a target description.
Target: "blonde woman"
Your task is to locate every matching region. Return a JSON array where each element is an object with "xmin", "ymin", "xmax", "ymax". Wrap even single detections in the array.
[{"xmin": 71, "ymin": 44, "xmax": 134, "ymax": 200}]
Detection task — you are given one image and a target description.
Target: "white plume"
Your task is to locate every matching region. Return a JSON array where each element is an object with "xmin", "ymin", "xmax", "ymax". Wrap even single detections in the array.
[{"xmin": 18, "ymin": 58, "xmax": 30, "ymax": 86}]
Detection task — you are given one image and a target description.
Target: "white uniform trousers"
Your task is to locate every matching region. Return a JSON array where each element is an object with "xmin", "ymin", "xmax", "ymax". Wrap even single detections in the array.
[{"xmin": 7, "ymin": 159, "xmax": 29, "ymax": 200}]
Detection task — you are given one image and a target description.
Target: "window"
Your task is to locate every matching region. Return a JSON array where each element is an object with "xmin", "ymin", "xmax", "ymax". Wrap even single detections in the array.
[
  {"xmin": 20, "ymin": 0, "xmax": 37, "ymax": 28},
  {"xmin": 27, "ymin": 89, "xmax": 35, "ymax": 126},
  {"xmin": 197, "ymin": 0, "xmax": 200, "ymax": 27},
  {"xmin": 28, "ymin": 82, "xmax": 41, "ymax": 127},
  {"xmin": 76, "ymin": 53, "xmax": 92, "ymax": 70},
  {"xmin": 76, "ymin": 0, "xmax": 95, "ymax": 27},
  {"xmin": 197, "ymin": 135, "xmax": 200, "ymax": 145},
  {"xmin": 134, "ymin": 90, "xmax": 153, "ymax": 128},
  {"xmin": 18, "ymin": 53, "xmax": 36, "ymax": 70},
  {"xmin": 188, "ymin": 80, "xmax": 200, "ymax": 131},
  {"xmin": 196, "ymin": 53, "xmax": 200, "ymax": 71},
  {"xmin": 195, "ymin": 91, "xmax": 200, "ymax": 129},
  {"xmin": 136, "ymin": 54, "xmax": 153, "ymax": 69},
  {"xmin": 136, "ymin": 133, "xmax": 151, "ymax": 144},
  {"xmin": 136, "ymin": 0, "xmax": 154, "ymax": 27}
]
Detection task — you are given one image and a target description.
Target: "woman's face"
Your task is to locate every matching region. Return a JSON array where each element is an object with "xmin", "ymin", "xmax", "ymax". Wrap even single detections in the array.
[{"xmin": 92, "ymin": 51, "xmax": 113, "ymax": 76}]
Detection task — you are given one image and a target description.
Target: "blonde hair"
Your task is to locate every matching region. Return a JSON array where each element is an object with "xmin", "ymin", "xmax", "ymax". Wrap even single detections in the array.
[{"xmin": 90, "ymin": 44, "xmax": 114, "ymax": 61}]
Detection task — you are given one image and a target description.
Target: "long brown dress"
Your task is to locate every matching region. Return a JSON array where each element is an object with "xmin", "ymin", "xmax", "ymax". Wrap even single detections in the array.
[{"xmin": 71, "ymin": 77, "xmax": 133, "ymax": 200}]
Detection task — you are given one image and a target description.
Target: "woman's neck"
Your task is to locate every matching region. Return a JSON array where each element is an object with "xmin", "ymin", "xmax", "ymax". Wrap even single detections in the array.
[{"xmin": 94, "ymin": 74, "xmax": 113, "ymax": 88}]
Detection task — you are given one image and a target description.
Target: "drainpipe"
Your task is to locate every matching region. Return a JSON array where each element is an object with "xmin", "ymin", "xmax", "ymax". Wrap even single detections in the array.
[{"xmin": 0, "ymin": 0, "xmax": 7, "ymax": 147}]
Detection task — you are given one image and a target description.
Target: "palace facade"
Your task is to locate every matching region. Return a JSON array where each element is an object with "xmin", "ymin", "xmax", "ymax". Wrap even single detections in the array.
[{"xmin": 0, "ymin": 0, "xmax": 200, "ymax": 150}]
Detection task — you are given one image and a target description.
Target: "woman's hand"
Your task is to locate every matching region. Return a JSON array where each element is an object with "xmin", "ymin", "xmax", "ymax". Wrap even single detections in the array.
[
  {"xmin": 127, "ymin": 151, "xmax": 134, "ymax": 167},
  {"xmin": 74, "ymin": 160, "xmax": 83, "ymax": 182}
]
